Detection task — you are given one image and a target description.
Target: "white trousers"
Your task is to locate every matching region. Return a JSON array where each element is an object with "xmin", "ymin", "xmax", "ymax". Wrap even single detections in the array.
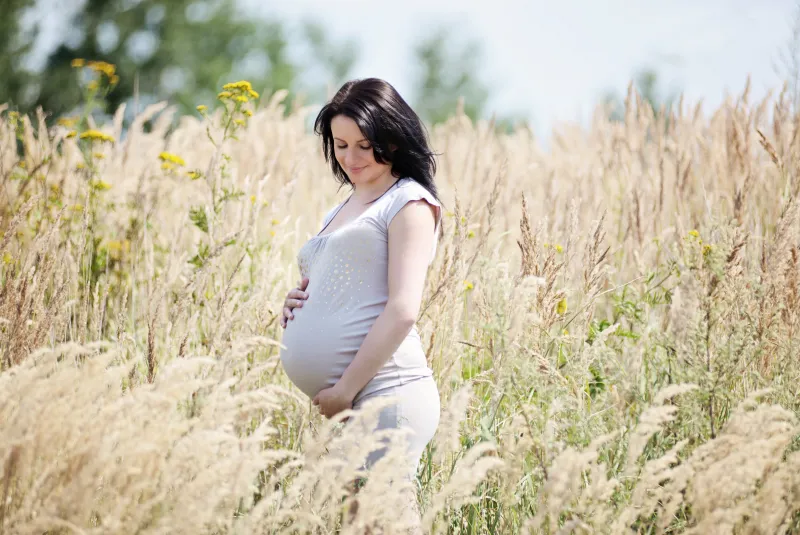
[{"xmin": 352, "ymin": 375, "xmax": 440, "ymax": 480}]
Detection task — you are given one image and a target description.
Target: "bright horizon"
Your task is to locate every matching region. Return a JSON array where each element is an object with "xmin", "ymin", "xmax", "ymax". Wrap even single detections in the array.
[
  {"xmin": 26, "ymin": 0, "xmax": 798, "ymax": 138},
  {"xmin": 255, "ymin": 0, "xmax": 796, "ymax": 136}
]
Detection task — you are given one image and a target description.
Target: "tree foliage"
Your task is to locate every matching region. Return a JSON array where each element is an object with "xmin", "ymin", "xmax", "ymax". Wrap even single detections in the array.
[
  {"xmin": 603, "ymin": 67, "xmax": 679, "ymax": 122},
  {"xmin": 1, "ymin": 0, "xmax": 357, "ymax": 121},
  {"xmin": 412, "ymin": 27, "xmax": 490, "ymax": 125}
]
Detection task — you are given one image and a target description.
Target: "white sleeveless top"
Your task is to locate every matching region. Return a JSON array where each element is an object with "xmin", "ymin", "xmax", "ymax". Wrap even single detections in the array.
[{"xmin": 279, "ymin": 178, "xmax": 442, "ymax": 403}]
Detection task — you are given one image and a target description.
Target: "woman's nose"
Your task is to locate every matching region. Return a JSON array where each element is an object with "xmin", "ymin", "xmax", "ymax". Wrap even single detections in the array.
[{"xmin": 344, "ymin": 149, "xmax": 359, "ymax": 166}]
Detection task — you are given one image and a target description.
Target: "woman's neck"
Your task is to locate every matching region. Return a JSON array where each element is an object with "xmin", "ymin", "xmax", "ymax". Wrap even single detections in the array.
[{"xmin": 351, "ymin": 170, "xmax": 398, "ymax": 204}]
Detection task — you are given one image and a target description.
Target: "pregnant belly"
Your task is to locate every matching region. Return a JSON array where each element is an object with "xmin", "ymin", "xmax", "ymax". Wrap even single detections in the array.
[{"xmin": 279, "ymin": 301, "xmax": 373, "ymax": 398}]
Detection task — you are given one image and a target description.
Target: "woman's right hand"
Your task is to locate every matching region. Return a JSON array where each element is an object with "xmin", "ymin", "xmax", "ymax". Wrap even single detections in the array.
[{"xmin": 280, "ymin": 277, "xmax": 310, "ymax": 329}]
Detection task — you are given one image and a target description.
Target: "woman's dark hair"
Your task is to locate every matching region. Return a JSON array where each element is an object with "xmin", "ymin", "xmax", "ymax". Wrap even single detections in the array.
[{"xmin": 313, "ymin": 78, "xmax": 439, "ymax": 202}]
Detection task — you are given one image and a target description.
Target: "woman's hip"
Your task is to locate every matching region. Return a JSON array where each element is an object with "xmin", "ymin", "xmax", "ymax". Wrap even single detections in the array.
[{"xmin": 353, "ymin": 376, "xmax": 440, "ymax": 449}]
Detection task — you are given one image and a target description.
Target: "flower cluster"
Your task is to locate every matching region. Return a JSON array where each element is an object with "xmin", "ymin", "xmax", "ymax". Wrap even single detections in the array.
[
  {"xmin": 206, "ymin": 80, "xmax": 261, "ymax": 140},
  {"xmin": 159, "ymin": 152, "xmax": 186, "ymax": 171},
  {"xmin": 79, "ymin": 130, "xmax": 115, "ymax": 143},
  {"xmin": 71, "ymin": 59, "xmax": 120, "ymax": 87},
  {"xmin": 57, "ymin": 117, "xmax": 78, "ymax": 128},
  {"xmin": 218, "ymin": 80, "xmax": 259, "ymax": 101}
]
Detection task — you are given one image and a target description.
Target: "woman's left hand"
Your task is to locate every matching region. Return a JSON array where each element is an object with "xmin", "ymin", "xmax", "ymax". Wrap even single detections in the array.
[{"xmin": 313, "ymin": 383, "xmax": 355, "ymax": 419}]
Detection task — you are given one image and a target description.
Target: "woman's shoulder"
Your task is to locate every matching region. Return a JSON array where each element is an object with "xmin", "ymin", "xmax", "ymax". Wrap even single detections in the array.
[
  {"xmin": 380, "ymin": 177, "xmax": 441, "ymax": 228},
  {"xmin": 390, "ymin": 177, "xmax": 440, "ymax": 205}
]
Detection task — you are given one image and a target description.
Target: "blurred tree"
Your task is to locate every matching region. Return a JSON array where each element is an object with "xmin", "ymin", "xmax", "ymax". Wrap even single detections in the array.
[
  {"xmin": 412, "ymin": 27, "xmax": 489, "ymax": 125},
  {"xmin": 411, "ymin": 26, "xmax": 528, "ymax": 133},
  {"xmin": 0, "ymin": 0, "xmax": 39, "ymax": 112},
  {"xmin": 0, "ymin": 0, "xmax": 357, "ymax": 121},
  {"xmin": 774, "ymin": 0, "xmax": 800, "ymax": 112},
  {"xmin": 603, "ymin": 67, "xmax": 678, "ymax": 122},
  {"xmin": 302, "ymin": 20, "xmax": 358, "ymax": 91}
]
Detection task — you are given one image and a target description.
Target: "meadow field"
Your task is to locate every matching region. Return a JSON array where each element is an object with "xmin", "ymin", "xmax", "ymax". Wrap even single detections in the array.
[{"xmin": 2, "ymin": 67, "xmax": 800, "ymax": 534}]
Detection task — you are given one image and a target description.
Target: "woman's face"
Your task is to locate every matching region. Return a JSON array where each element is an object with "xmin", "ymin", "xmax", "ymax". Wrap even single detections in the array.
[{"xmin": 331, "ymin": 115, "xmax": 391, "ymax": 186}]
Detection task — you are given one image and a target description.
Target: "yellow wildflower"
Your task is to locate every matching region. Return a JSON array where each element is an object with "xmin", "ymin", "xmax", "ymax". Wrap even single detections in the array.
[
  {"xmin": 250, "ymin": 195, "xmax": 256, "ymax": 204},
  {"xmin": 222, "ymin": 81, "xmax": 259, "ymax": 99},
  {"xmin": 110, "ymin": 75, "xmax": 119, "ymax": 86},
  {"xmin": 66, "ymin": 130, "xmax": 77, "ymax": 139},
  {"xmin": 2, "ymin": 252, "xmax": 13, "ymax": 265},
  {"xmin": 234, "ymin": 119, "xmax": 245, "ymax": 126},
  {"xmin": 187, "ymin": 170, "xmax": 202, "ymax": 180},
  {"xmin": 71, "ymin": 58, "xmax": 85, "ymax": 68},
  {"xmin": 270, "ymin": 230, "xmax": 276, "ymax": 237},
  {"xmin": 224, "ymin": 80, "xmax": 251, "ymax": 91},
  {"xmin": 223, "ymin": 81, "xmax": 251, "ymax": 91},
  {"xmin": 87, "ymin": 60, "xmax": 116, "ymax": 78},
  {"xmin": 562, "ymin": 328, "xmax": 569, "ymax": 336},
  {"xmin": 271, "ymin": 218, "xmax": 280, "ymax": 225},
  {"xmin": 72, "ymin": 204, "xmax": 84, "ymax": 212},
  {"xmin": 87, "ymin": 80, "xmax": 99, "ymax": 92},
  {"xmin": 688, "ymin": 229, "xmax": 700, "ymax": 239},
  {"xmin": 243, "ymin": 109, "xmax": 253, "ymax": 117},
  {"xmin": 467, "ymin": 230, "xmax": 475, "ymax": 239},
  {"xmin": 463, "ymin": 280, "xmax": 474, "ymax": 291},
  {"xmin": 555, "ymin": 244, "xmax": 563, "ymax": 253},
  {"xmin": 445, "ymin": 211, "xmax": 454, "ymax": 218},
  {"xmin": 217, "ymin": 91, "xmax": 233, "ymax": 100},
  {"xmin": 159, "ymin": 152, "xmax": 185, "ymax": 166},
  {"xmin": 703, "ymin": 244, "xmax": 713, "ymax": 257},
  {"xmin": 235, "ymin": 95, "xmax": 248, "ymax": 103},
  {"xmin": 161, "ymin": 162, "xmax": 174, "ymax": 171},
  {"xmin": 76, "ymin": 163, "xmax": 86, "ymax": 170},
  {"xmin": 93, "ymin": 180, "xmax": 112, "ymax": 191},
  {"xmin": 556, "ymin": 298, "xmax": 568, "ymax": 315},
  {"xmin": 79, "ymin": 130, "xmax": 115, "ymax": 143},
  {"xmin": 196, "ymin": 105, "xmax": 207, "ymax": 112},
  {"xmin": 107, "ymin": 240, "xmax": 127, "ymax": 260},
  {"xmin": 57, "ymin": 117, "xmax": 77, "ymax": 128},
  {"xmin": 93, "ymin": 152, "xmax": 105, "ymax": 160}
]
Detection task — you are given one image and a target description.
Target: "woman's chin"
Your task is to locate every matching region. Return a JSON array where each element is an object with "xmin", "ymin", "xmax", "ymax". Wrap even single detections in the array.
[{"xmin": 347, "ymin": 170, "xmax": 369, "ymax": 183}]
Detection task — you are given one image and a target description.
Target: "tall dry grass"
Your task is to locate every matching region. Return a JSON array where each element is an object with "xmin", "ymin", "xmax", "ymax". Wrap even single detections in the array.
[{"xmin": 2, "ymin": 76, "xmax": 800, "ymax": 534}]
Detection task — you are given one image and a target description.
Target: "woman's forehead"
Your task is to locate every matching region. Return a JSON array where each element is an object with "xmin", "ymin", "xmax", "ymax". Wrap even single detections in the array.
[{"xmin": 332, "ymin": 117, "xmax": 367, "ymax": 141}]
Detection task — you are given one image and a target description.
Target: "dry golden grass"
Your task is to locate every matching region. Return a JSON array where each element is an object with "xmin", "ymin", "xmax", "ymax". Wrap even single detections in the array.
[{"xmin": 2, "ymin": 77, "xmax": 800, "ymax": 534}]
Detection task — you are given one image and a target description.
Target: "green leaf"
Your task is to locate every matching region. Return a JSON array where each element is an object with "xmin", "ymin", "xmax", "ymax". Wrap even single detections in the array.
[
  {"xmin": 188, "ymin": 242, "xmax": 210, "ymax": 269},
  {"xmin": 588, "ymin": 362, "xmax": 606, "ymax": 399},
  {"xmin": 189, "ymin": 207, "xmax": 209, "ymax": 234}
]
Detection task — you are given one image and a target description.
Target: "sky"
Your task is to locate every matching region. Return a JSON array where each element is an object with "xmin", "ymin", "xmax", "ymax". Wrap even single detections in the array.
[
  {"xmin": 250, "ymin": 0, "xmax": 797, "ymax": 136},
  {"xmin": 27, "ymin": 0, "xmax": 799, "ymax": 138}
]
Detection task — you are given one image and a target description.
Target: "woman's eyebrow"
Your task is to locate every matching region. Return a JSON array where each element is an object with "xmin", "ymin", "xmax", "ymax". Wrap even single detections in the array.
[{"xmin": 333, "ymin": 137, "xmax": 368, "ymax": 143}]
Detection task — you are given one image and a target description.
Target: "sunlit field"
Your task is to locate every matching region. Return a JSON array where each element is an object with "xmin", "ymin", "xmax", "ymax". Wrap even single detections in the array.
[{"xmin": 2, "ymin": 63, "xmax": 800, "ymax": 534}]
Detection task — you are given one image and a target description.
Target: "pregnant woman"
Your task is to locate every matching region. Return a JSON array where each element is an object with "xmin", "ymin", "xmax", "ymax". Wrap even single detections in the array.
[{"xmin": 278, "ymin": 78, "xmax": 442, "ymax": 521}]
